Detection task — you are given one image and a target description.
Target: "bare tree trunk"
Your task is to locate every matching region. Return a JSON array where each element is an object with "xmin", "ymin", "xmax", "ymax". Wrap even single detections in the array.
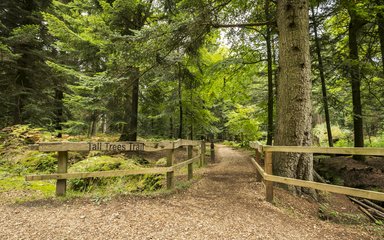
[
  {"xmin": 178, "ymin": 65, "xmax": 183, "ymax": 139},
  {"xmin": 348, "ymin": 8, "xmax": 365, "ymax": 161},
  {"xmin": 54, "ymin": 88, "xmax": 64, "ymax": 138},
  {"xmin": 119, "ymin": 68, "xmax": 139, "ymax": 141},
  {"xmin": 13, "ymin": 56, "xmax": 29, "ymax": 125},
  {"xmin": 101, "ymin": 113, "xmax": 107, "ymax": 133},
  {"xmin": 311, "ymin": 5, "xmax": 333, "ymax": 147},
  {"xmin": 88, "ymin": 112, "xmax": 98, "ymax": 137},
  {"xmin": 189, "ymin": 88, "xmax": 193, "ymax": 140},
  {"xmin": 169, "ymin": 116, "xmax": 174, "ymax": 139},
  {"xmin": 129, "ymin": 75, "xmax": 139, "ymax": 140},
  {"xmin": 274, "ymin": 0, "xmax": 314, "ymax": 195},
  {"xmin": 265, "ymin": 0, "xmax": 274, "ymax": 145},
  {"xmin": 377, "ymin": 0, "xmax": 384, "ymax": 75}
]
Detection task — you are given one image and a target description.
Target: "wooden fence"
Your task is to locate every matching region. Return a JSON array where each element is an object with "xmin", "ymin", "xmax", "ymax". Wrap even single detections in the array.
[
  {"xmin": 249, "ymin": 141, "xmax": 384, "ymax": 202},
  {"xmin": 26, "ymin": 139, "xmax": 207, "ymax": 196}
]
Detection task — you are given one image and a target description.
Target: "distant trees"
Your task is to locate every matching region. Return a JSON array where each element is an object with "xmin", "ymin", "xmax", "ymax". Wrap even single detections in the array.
[{"xmin": 0, "ymin": 0, "xmax": 55, "ymax": 127}]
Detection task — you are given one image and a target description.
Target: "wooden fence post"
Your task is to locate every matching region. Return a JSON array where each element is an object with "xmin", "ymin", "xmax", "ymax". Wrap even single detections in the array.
[
  {"xmin": 265, "ymin": 151, "xmax": 273, "ymax": 202},
  {"xmin": 187, "ymin": 145, "xmax": 193, "ymax": 180},
  {"xmin": 255, "ymin": 149, "xmax": 262, "ymax": 182},
  {"xmin": 56, "ymin": 151, "xmax": 68, "ymax": 196},
  {"xmin": 167, "ymin": 143, "xmax": 175, "ymax": 189},
  {"xmin": 210, "ymin": 139, "xmax": 215, "ymax": 162},
  {"xmin": 200, "ymin": 140, "xmax": 206, "ymax": 166}
]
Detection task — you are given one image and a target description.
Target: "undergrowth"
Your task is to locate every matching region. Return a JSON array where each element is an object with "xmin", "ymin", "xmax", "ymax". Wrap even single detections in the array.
[{"xmin": 0, "ymin": 125, "xmax": 198, "ymax": 203}]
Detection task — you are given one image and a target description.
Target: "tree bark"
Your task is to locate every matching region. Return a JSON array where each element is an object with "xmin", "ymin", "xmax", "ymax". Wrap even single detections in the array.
[
  {"xmin": 377, "ymin": 1, "xmax": 384, "ymax": 75},
  {"xmin": 274, "ymin": 0, "xmax": 314, "ymax": 194},
  {"xmin": 178, "ymin": 66, "xmax": 183, "ymax": 139},
  {"xmin": 265, "ymin": 0, "xmax": 274, "ymax": 145},
  {"xmin": 311, "ymin": 5, "xmax": 333, "ymax": 147},
  {"xmin": 13, "ymin": 50, "xmax": 30, "ymax": 125},
  {"xmin": 119, "ymin": 68, "xmax": 139, "ymax": 141},
  {"xmin": 54, "ymin": 88, "xmax": 64, "ymax": 138},
  {"xmin": 348, "ymin": 8, "xmax": 365, "ymax": 161},
  {"xmin": 169, "ymin": 116, "xmax": 174, "ymax": 139}
]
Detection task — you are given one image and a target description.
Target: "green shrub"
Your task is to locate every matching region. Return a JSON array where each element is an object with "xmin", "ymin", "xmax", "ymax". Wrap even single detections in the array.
[
  {"xmin": 222, "ymin": 140, "xmax": 241, "ymax": 147},
  {"xmin": 135, "ymin": 174, "xmax": 163, "ymax": 192},
  {"xmin": 313, "ymin": 124, "xmax": 352, "ymax": 146},
  {"xmin": 366, "ymin": 135, "xmax": 384, "ymax": 147}
]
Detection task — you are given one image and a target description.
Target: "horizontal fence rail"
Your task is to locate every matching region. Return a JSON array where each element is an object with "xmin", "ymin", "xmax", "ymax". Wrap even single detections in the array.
[
  {"xmin": 26, "ymin": 139, "xmax": 208, "ymax": 196},
  {"xmin": 28, "ymin": 139, "xmax": 201, "ymax": 152},
  {"xmin": 249, "ymin": 141, "xmax": 384, "ymax": 202}
]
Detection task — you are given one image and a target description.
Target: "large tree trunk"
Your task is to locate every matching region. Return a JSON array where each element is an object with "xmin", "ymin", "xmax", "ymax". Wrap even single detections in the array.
[
  {"xmin": 348, "ymin": 8, "xmax": 365, "ymax": 161},
  {"xmin": 274, "ymin": 0, "xmax": 313, "ymax": 194},
  {"xmin": 265, "ymin": 0, "xmax": 274, "ymax": 145},
  {"xmin": 311, "ymin": 5, "xmax": 333, "ymax": 147},
  {"xmin": 119, "ymin": 69, "xmax": 139, "ymax": 141}
]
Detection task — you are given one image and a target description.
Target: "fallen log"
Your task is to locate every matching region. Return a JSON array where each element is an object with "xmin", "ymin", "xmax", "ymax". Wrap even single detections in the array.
[
  {"xmin": 349, "ymin": 197, "xmax": 384, "ymax": 222},
  {"xmin": 358, "ymin": 206, "xmax": 377, "ymax": 222},
  {"xmin": 362, "ymin": 199, "xmax": 384, "ymax": 213}
]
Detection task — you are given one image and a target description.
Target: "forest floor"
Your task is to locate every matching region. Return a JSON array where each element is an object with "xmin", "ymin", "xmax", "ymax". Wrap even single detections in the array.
[
  {"xmin": 0, "ymin": 144, "xmax": 383, "ymax": 240},
  {"xmin": 315, "ymin": 155, "xmax": 384, "ymax": 190}
]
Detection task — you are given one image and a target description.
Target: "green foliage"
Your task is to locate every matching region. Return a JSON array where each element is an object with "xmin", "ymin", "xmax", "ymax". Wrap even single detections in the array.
[
  {"xmin": 225, "ymin": 104, "xmax": 261, "ymax": 142},
  {"xmin": 313, "ymin": 124, "xmax": 352, "ymax": 146},
  {"xmin": 222, "ymin": 140, "xmax": 241, "ymax": 148},
  {"xmin": 366, "ymin": 135, "xmax": 384, "ymax": 148}
]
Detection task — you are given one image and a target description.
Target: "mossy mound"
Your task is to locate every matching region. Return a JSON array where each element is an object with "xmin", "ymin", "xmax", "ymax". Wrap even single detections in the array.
[
  {"xmin": 69, "ymin": 155, "xmax": 137, "ymax": 172},
  {"xmin": 0, "ymin": 125, "xmax": 51, "ymax": 147},
  {"xmin": 68, "ymin": 155, "xmax": 163, "ymax": 192},
  {"xmin": 15, "ymin": 151, "xmax": 57, "ymax": 174}
]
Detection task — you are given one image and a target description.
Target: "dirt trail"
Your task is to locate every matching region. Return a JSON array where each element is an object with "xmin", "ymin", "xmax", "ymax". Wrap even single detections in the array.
[{"xmin": 0, "ymin": 145, "xmax": 376, "ymax": 239}]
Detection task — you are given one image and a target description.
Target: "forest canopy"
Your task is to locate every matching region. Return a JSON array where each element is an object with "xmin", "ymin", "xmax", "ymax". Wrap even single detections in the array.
[{"xmin": 1, "ymin": 1, "xmax": 384, "ymax": 168}]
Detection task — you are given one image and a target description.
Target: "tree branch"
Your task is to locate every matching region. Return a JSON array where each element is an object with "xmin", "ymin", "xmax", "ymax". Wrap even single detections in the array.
[{"xmin": 210, "ymin": 21, "xmax": 275, "ymax": 28}]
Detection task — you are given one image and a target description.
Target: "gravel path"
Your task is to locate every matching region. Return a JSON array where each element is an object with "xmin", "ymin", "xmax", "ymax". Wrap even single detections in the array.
[{"xmin": 0, "ymin": 145, "xmax": 376, "ymax": 239}]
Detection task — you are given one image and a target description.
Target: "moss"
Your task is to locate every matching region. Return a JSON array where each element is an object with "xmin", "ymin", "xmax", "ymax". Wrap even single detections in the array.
[
  {"xmin": 13, "ymin": 151, "xmax": 57, "ymax": 174},
  {"xmin": 0, "ymin": 176, "xmax": 54, "ymax": 196},
  {"xmin": 68, "ymin": 155, "xmax": 141, "ymax": 191},
  {"xmin": 66, "ymin": 155, "xmax": 165, "ymax": 193},
  {"xmin": 69, "ymin": 155, "xmax": 138, "ymax": 172}
]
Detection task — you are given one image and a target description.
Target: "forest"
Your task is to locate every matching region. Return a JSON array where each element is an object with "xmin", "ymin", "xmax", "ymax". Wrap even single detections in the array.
[
  {"xmin": 1, "ymin": 0, "xmax": 384, "ymax": 192},
  {"xmin": 2, "ymin": 1, "xmax": 384, "ymax": 236},
  {"xmin": 1, "ymin": 0, "xmax": 383, "ymax": 146}
]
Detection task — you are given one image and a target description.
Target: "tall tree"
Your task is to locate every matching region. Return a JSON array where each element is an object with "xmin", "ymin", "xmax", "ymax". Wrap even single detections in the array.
[
  {"xmin": 376, "ymin": 0, "xmax": 384, "ymax": 75},
  {"xmin": 265, "ymin": 0, "xmax": 274, "ymax": 145},
  {"xmin": 274, "ymin": 0, "xmax": 314, "ymax": 193},
  {"xmin": 347, "ymin": 2, "xmax": 367, "ymax": 160},
  {"xmin": 310, "ymin": 4, "xmax": 333, "ymax": 147},
  {"xmin": 0, "ymin": 0, "xmax": 55, "ymax": 127}
]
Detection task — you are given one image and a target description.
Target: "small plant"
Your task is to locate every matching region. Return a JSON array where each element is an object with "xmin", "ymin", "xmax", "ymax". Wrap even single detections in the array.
[{"xmin": 318, "ymin": 203, "xmax": 365, "ymax": 224}]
